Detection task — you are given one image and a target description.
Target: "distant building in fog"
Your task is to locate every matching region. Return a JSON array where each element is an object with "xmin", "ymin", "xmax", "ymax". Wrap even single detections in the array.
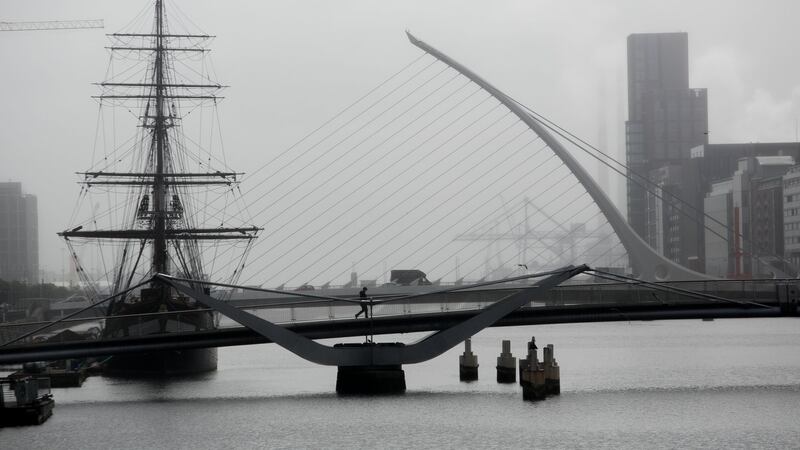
[
  {"xmin": 703, "ymin": 156, "xmax": 794, "ymax": 278},
  {"xmin": 645, "ymin": 163, "xmax": 710, "ymax": 271},
  {"xmin": 688, "ymin": 143, "xmax": 800, "ymax": 272},
  {"xmin": 704, "ymin": 179, "xmax": 733, "ymax": 277},
  {"xmin": 625, "ymin": 32, "xmax": 708, "ymax": 251},
  {"xmin": 624, "ymin": 33, "xmax": 800, "ymax": 277},
  {"xmin": 0, "ymin": 182, "xmax": 39, "ymax": 282}
]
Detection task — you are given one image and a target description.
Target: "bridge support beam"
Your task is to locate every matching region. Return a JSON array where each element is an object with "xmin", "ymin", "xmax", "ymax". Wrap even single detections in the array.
[{"xmin": 334, "ymin": 343, "xmax": 406, "ymax": 395}]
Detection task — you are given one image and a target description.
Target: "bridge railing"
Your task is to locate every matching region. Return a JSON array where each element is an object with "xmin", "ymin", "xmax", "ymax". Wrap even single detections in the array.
[{"xmin": 219, "ymin": 289, "xmax": 512, "ymax": 327}]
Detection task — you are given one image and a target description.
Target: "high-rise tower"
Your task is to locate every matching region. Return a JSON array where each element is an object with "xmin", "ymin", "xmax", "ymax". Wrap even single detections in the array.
[
  {"xmin": 0, "ymin": 182, "xmax": 38, "ymax": 282},
  {"xmin": 625, "ymin": 32, "xmax": 708, "ymax": 265}
]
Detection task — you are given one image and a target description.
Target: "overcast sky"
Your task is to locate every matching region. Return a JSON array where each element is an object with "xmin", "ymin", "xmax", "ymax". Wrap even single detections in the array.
[{"xmin": 2, "ymin": 0, "xmax": 799, "ymax": 279}]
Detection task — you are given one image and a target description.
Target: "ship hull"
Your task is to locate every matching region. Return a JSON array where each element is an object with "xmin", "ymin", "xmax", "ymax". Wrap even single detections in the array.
[
  {"xmin": 103, "ymin": 288, "xmax": 218, "ymax": 376},
  {"xmin": 104, "ymin": 347, "xmax": 217, "ymax": 377}
]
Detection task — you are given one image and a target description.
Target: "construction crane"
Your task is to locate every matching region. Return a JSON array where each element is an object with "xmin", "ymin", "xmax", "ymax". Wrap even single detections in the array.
[{"xmin": 0, "ymin": 19, "xmax": 103, "ymax": 32}]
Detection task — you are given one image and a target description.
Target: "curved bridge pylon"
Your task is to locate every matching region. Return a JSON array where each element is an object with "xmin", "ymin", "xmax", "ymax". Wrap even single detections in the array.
[{"xmin": 406, "ymin": 32, "xmax": 708, "ymax": 282}]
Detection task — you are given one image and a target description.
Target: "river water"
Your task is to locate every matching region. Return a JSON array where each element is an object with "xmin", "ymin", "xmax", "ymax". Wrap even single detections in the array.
[{"xmin": 4, "ymin": 318, "xmax": 800, "ymax": 449}]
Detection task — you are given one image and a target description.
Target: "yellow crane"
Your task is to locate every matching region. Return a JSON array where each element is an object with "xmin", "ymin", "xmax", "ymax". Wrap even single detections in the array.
[{"xmin": 0, "ymin": 19, "xmax": 103, "ymax": 32}]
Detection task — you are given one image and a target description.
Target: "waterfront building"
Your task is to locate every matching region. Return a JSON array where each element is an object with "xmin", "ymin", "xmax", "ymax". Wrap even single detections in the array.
[
  {"xmin": 782, "ymin": 166, "xmax": 800, "ymax": 268},
  {"xmin": 704, "ymin": 179, "xmax": 733, "ymax": 277},
  {"xmin": 0, "ymin": 182, "xmax": 38, "ymax": 282},
  {"xmin": 686, "ymin": 143, "xmax": 800, "ymax": 271},
  {"xmin": 644, "ymin": 164, "xmax": 706, "ymax": 271},
  {"xmin": 703, "ymin": 157, "xmax": 793, "ymax": 277}
]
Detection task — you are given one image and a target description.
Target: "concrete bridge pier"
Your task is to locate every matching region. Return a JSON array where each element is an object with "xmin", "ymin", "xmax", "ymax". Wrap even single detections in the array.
[
  {"xmin": 496, "ymin": 340, "xmax": 516, "ymax": 383},
  {"xmin": 459, "ymin": 338, "xmax": 479, "ymax": 381},
  {"xmin": 334, "ymin": 343, "xmax": 406, "ymax": 395}
]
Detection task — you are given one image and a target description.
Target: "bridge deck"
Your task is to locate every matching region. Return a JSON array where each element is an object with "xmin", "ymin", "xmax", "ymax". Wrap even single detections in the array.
[
  {"xmin": 0, "ymin": 275, "xmax": 794, "ymax": 365},
  {"xmin": 0, "ymin": 298, "xmax": 786, "ymax": 365}
]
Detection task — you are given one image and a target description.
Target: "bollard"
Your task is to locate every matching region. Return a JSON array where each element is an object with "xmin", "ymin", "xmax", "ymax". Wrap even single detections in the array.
[
  {"xmin": 543, "ymin": 344, "xmax": 560, "ymax": 395},
  {"xmin": 518, "ymin": 336, "xmax": 536, "ymax": 385},
  {"xmin": 459, "ymin": 338, "xmax": 479, "ymax": 381},
  {"xmin": 496, "ymin": 340, "xmax": 516, "ymax": 383}
]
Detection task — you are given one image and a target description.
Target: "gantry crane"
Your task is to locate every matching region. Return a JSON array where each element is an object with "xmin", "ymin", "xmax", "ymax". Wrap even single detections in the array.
[{"xmin": 0, "ymin": 19, "xmax": 103, "ymax": 32}]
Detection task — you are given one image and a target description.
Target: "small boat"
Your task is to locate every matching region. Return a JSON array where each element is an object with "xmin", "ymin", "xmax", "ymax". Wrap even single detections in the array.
[{"xmin": 0, "ymin": 375, "xmax": 54, "ymax": 426}]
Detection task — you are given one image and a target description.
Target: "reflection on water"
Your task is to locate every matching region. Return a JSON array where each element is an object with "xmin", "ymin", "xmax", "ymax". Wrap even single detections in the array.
[{"xmin": 4, "ymin": 319, "xmax": 800, "ymax": 449}]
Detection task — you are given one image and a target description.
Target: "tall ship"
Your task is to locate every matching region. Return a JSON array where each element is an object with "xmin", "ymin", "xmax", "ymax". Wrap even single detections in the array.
[{"xmin": 59, "ymin": 0, "xmax": 261, "ymax": 375}]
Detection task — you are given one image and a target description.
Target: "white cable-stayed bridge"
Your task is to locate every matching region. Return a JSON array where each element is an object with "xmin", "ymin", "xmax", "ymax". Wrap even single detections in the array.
[{"xmin": 4, "ymin": 33, "xmax": 798, "ymax": 392}]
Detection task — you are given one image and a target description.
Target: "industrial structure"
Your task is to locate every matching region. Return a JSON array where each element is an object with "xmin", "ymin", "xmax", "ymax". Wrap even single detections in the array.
[{"xmin": 0, "ymin": 19, "xmax": 103, "ymax": 32}]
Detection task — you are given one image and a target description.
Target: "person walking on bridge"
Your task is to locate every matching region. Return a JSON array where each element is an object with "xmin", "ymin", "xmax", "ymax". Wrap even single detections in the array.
[{"xmin": 355, "ymin": 287, "xmax": 370, "ymax": 319}]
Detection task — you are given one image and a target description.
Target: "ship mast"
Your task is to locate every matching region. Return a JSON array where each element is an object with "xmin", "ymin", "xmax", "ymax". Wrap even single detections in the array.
[
  {"xmin": 153, "ymin": 0, "xmax": 168, "ymax": 276},
  {"xmin": 59, "ymin": 0, "xmax": 261, "ymax": 293}
]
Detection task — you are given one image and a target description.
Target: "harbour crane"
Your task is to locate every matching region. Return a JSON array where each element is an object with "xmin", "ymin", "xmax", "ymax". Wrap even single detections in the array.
[{"xmin": 0, "ymin": 19, "xmax": 103, "ymax": 32}]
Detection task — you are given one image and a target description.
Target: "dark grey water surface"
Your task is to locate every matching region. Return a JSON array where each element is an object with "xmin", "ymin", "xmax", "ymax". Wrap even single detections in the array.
[{"xmin": 4, "ymin": 318, "xmax": 800, "ymax": 449}]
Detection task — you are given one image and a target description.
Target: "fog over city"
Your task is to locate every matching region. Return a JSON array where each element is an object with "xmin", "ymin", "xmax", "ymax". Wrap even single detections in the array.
[
  {"xmin": 2, "ymin": 0, "xmax": 799, "ymax": 286},
  {"xmin": 3, "ymin": 2, "xmax": 800, "ymax": 443}
]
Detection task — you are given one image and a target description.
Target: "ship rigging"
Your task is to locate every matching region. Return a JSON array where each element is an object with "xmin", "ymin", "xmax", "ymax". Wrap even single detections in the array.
[{"xmin": 59, "ymin": 0, "xmax": 261, "ymax": 304}]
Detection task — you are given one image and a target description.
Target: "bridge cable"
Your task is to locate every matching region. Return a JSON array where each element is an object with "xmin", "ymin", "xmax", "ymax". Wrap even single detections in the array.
[
  {"xmin": 238, "ymin": 92, "xmax": 500, "ymax": 283},
  {"xmin": 252, "ymin": 74, "xmax": 471, "ymax": 232},
  {"xmin": 355, "ymin": 139, "xmax": 549, "ymax": 283},
  {"xmin": 246, "ymin": 101, "xmax": 511, "ymax": 284},
  {"xmin": 401, "ymin": 161, "xmax": 579, "ymax": 282},
  {"xmin": 221, "ymin": 57, "xmax": 442, "ymax": 214},
  {"xmin": 284, "ymin": 108, "xmax": 518, "ymax": 284},
  {"xmin": 246, "ymin": 65, "xmax": 456, "ymax": 221},
  {"xmin": 175, "ymin": 53, "xmax": 433, "ymax": 227},
  {"xmin": 318, "ymin": 130, "xmax": 539, "ymax": 285},
  {"xmin": 201, "ymin": 85, "xmax": 491, "ymax": 281},
  {"xmin": 197, "ymin": 62, "xmax": 456, "ymax": 273},
  {"xmin": 237, "ymin": 86, "xmax": 486, "ymax": 275}
]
